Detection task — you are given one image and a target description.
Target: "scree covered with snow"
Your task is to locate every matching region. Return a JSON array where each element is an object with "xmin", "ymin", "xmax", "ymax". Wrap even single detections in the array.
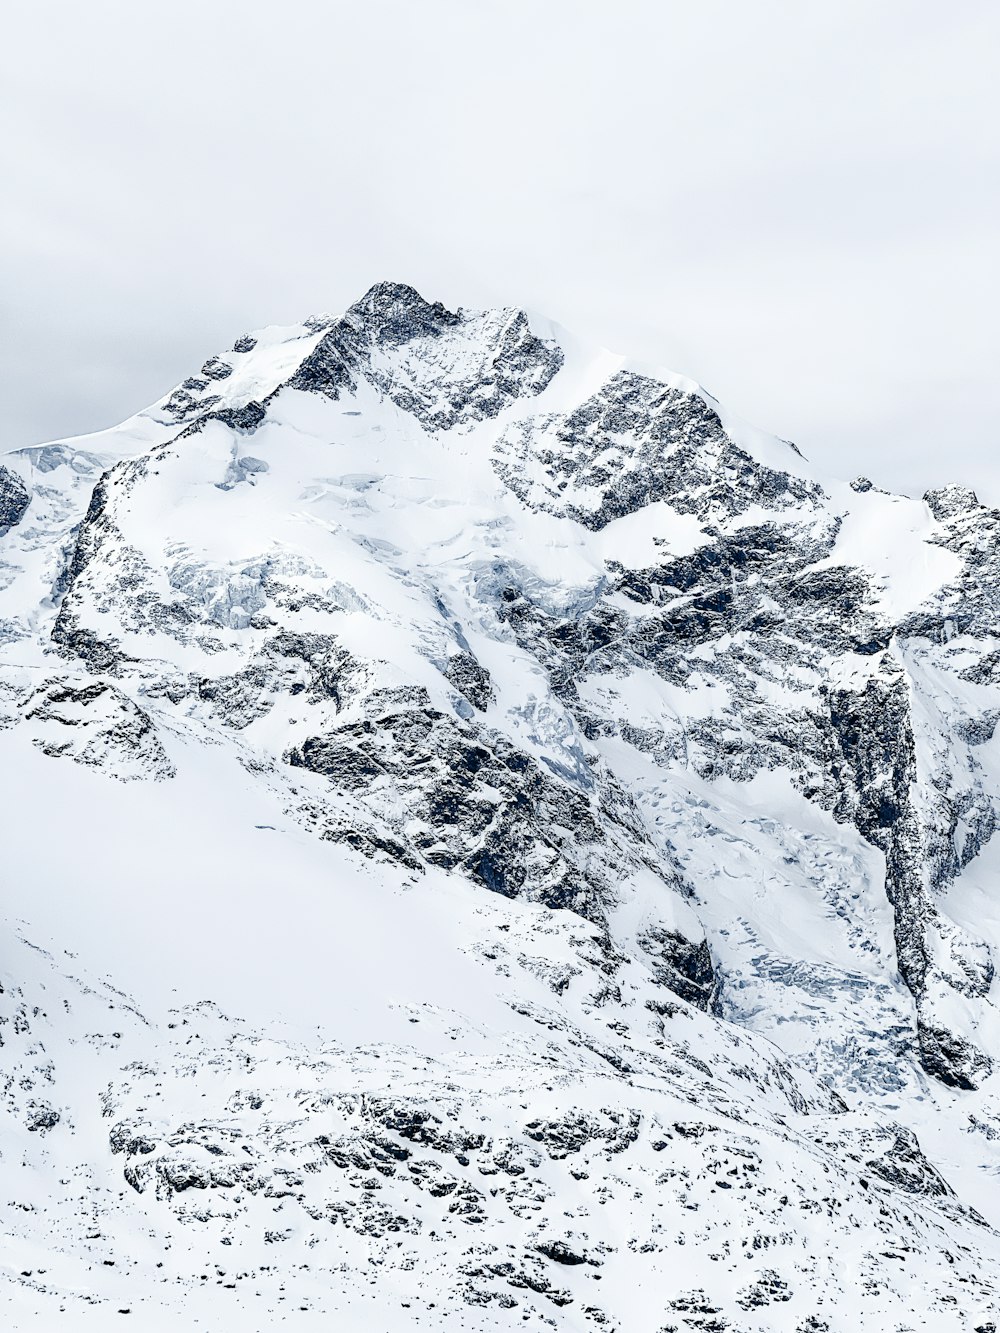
[{"xmin": 2, "ymin": 283, "xmax": 1000, "ymax": 1331}]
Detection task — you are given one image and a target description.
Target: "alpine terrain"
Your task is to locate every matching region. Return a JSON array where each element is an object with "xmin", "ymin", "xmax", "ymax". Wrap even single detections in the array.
[{"xmin": 3, "ymin": 282, "xmax": 1000, "ymax": 1331}]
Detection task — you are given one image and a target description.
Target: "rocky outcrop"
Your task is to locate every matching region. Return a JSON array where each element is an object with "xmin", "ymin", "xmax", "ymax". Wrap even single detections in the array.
[
  {"xmin": 287, "ymin": 281, "xmax": 564, "ymax": 430},
  {"xmin": 21, "ymin": 677, "xmax": 175, "ymax": 781},
  {"xmin": 0, "ymin": 465, "xmax": 30, "ymax": 534},
  {"xmin": 286, "ymin": 685, "xmax": 674, "ymax": 928},
  {"xmin": 493, "ymin": 370, "xmax": 823, "ymax": 529}
]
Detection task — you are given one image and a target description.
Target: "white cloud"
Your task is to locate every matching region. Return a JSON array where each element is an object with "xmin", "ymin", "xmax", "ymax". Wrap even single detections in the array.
[{"xmin": 2, "ymin": 0, "xmax": 997, "ymax": 499}]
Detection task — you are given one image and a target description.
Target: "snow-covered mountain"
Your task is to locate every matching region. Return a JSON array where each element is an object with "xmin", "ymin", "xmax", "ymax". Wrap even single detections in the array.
[{"xmin": 2, "ymin": 282, "xmax": 1000, "ymax": 1330}]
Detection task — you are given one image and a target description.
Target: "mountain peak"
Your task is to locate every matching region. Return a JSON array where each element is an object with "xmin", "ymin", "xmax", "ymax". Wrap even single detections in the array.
[
  {"xmin": 347, "ymin": 278, "xmax": 460, "ymax": 326},
  {"xmin": 2, "ymin": 285, "xmax": 1000, "ymax": 1327}
]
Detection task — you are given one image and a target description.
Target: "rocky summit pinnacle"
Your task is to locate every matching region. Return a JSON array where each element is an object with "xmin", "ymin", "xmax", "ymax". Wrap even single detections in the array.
[{"xmin": 2, "ymin": 285, "xmax": 1000, "ymax": 1329}]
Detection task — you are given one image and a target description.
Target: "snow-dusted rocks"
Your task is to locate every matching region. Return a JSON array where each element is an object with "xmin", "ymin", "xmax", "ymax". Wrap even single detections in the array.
[
  {"xmin": 0, "ymin": 464, "xmax": 30, "ymax": 534},
  {"xmin": 21, "ymin": 676, "xmax": 175, "ymax": 781},
  {"xmin": 288, "ymin": 281, "xmax": 564, "ymax": 430},
  {"xmin": 2, "ymin": 282, "xmax": 1000, "ymax": 1329},
  {"xmin": 493, "ymin": 369, "xmax": 822, "ymax": 529},
  {"xmin": 923, "ymin": 484, "xmax": 981, "ymax": 522}
]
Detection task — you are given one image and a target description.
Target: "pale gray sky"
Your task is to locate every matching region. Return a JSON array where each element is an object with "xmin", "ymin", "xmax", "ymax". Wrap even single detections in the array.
[{"xmin": 3, "ymin": 0, "xmax": 998, "ymax": 499}]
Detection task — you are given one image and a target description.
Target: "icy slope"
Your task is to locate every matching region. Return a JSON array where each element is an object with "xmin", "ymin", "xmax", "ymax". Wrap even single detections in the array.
[{"xmin": 2, "ymin": 282, "xmax": 1000, "ymax": 1329}]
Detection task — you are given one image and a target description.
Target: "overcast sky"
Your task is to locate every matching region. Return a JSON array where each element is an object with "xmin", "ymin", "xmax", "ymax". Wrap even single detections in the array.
[{"xmin": 3, "ymin": 0, "xmax": 998, "ymax": 500}]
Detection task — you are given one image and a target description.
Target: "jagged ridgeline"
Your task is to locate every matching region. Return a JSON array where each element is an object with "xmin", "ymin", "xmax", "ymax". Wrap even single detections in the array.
[{"xmin": 1, "ymin": 283, "xmax": 999, "ymax": 1329}]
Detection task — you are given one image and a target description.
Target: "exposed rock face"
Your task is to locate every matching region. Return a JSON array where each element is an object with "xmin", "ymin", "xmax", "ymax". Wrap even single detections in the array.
[
  {"xmin": 924, "ymin": 484, "xmax": 980, "ymax": 521},
  {"xmin": 286, "ymin": 686, "xmax": 678, "ymax": 929},
  {"xmin": 442, "ymin": 650, "xmax": 494, "ymax": 713},
  {"xmin": 287, "ymin": 281, "xmax": 564, "ymax": 430},
  {"xmin": 1, "ymin": 284, "xmax": 1000, "ymax": 1328},
  {"xmin": 0, "ymin": 464, "xmax": 30, "ymax": 534},
  {"xmin": 21, "ymin": 677, "xmax": 175, "ymax": 781},
  {"xmin": 494, "ymin": 369, "xmax": 823, "ymax": 529}
]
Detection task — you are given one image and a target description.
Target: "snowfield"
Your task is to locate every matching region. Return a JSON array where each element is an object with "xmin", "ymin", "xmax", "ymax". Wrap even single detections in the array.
[{"xmin": 1, "ymin": 282, "xmax": 999, "ymax": 1330}]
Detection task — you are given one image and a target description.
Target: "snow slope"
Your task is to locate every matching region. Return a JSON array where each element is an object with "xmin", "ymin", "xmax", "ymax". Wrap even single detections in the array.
[{"xmin": 1, "ymin": 282, "xmax": 1000, "ymax": 1330}]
